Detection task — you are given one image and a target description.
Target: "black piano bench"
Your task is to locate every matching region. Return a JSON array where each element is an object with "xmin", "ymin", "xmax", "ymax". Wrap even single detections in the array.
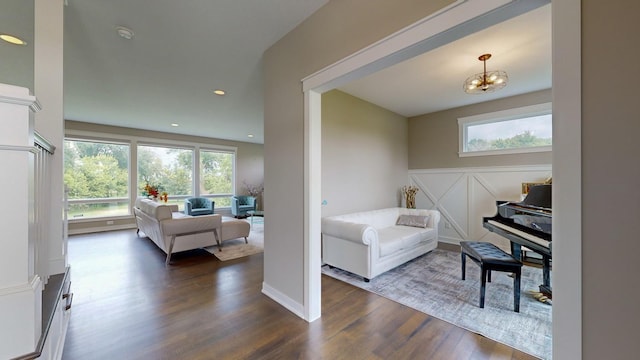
[{"xmin": 460, "ymin": 241, "xmax": 523, "ymax": 312}]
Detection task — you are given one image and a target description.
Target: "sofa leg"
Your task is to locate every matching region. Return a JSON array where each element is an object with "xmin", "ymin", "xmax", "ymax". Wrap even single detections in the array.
[
  {"xmin": 364, "ymin": 278, "xmax": 370, "ymax": 283},
  {"xmin": 213, "ymin": 228, "xmax": 222, "ymax": 252},
  {"xmin": 244, "ymin": 237, "xmax": 248, "ymax": 244}
]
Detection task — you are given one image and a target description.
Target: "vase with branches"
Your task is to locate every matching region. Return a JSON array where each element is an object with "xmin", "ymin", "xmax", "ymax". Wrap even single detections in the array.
[{"xmin": 401, "ymin": 185, "xmax": 419, "ymax": 209}]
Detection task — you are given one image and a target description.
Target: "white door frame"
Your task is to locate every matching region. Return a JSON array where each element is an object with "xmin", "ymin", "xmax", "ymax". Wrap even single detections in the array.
[{"xmin": 301, "ymin": 0, "xmax": 581, "ymax": 357}]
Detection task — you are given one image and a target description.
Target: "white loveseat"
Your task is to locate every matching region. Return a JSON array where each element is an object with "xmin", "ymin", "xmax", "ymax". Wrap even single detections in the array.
[
  {"xmin": 134, "ymin": 198, "xmax": 250, "ymax": 264},
  {"xmin": 321, "ymin": 207, "xmax": 440, "ymax": 281}
]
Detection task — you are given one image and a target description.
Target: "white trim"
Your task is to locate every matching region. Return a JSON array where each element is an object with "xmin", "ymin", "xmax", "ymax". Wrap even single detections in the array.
[
  {"xmin": 0, "ymin": 276, "xmax": 41, "ymax": 296},
  {"xmin": 303, "ymin": 90, "xmax": 322, "ymax": 322},
  {"xmin": 261, "ymin": 282, "xmax": 305, "ymax": 319},
  {"xmin": 551, "ymin": 0, "xmax": 582, "ymax": 358},
  {"xmin": 459, "ymin": 146, "xmax": 552, "ymax": 157},
  {"xmin": 0, "ymin": 83, "xmax": 41, "ymax": 112},
  {"xmin": 409, "ymin": 164, "xmax": 552, "ymax": 174},
  {"xmin": 67, "ymin": 224, "xmax": 136, "ymax": 236},
  {"xmin": 0, "ymin": 144, "xmax": 40, "ymax": 154}
]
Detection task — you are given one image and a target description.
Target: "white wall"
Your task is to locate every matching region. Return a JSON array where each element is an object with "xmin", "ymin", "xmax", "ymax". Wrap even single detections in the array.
[{"xmin": 409, "ymin": 165, "xmax": 551, "ymax": 250}]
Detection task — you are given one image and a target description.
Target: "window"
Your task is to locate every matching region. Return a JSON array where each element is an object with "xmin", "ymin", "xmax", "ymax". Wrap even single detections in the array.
[
  {"xmin": 458, "ymin": 103, "xmax": 552, "ymax": 156},
  {"xmin": 200, "ymin": 149, "xmax": 234, "ymax": 207},
  {"xmin": 137, "ymin": 145, "xmax": 193, "ymax": 209},
  {"xmin": 63, "ymin": 139, "xmax": 130, "ymax": 219}
]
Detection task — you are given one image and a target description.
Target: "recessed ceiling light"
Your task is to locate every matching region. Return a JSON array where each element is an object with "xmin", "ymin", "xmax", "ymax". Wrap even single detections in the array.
[
  {"xmin": 0, "ymin": 34, "xmax": 27, "ymax": 46},
  {"xmin": 247, "ymin": 134, "xmax": 254, "ymax": 138},
  {"xmin": 213, "ymin": 89, "xmax": 226, "ymax": 96},
  {"xmin": 116, "ymin": 26, "xmax": 134, "ymax": 40},
  {"xmin": 171, "ymin": 123, "xmax": 179, "ymax": 127}
]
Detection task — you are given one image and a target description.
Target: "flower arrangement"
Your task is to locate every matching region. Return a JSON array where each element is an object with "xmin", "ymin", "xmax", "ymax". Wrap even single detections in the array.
[
  {"xmin": 401, "ymin": 185, "xmax": 419, "ymax": 209},
  {"xmin": 142, "ymin": 181, "xmax": 166, "ymax": 201},
  {"xmin": 243, "ymin": 181, "xmax": 264, "ymax": 197}
]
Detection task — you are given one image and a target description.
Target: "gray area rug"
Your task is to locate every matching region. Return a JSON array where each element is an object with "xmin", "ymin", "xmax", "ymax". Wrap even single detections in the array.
[{"xmin": 322, "ymin": 249, "xmax": 551, "ymax": 359}]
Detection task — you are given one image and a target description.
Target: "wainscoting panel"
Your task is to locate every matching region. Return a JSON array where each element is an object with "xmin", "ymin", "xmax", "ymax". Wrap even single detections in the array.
[{"xmin": 410, "ymin": 165, "xmax": 552, "ymax": 250}]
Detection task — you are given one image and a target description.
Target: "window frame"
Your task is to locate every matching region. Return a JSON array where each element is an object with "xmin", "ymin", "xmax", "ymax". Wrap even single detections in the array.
[
  {"xmin": 63, "ymin": 137, "xmax": 132, "ymax": 220},
  {"xmin": 458, "ymin": 102, "xmax": 552, "ymax": 157},
  {"xmin": 64, "ymin": 129, "xmax": 237, "ymax": 222}
]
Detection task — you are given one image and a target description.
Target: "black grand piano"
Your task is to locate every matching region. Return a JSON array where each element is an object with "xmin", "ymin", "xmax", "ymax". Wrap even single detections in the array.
[{"xmin": 483, "ymin": 184, "xmax": 552, "ymax": 297}]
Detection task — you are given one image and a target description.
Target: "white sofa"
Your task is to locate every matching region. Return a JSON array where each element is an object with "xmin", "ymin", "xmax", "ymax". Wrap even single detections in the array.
[
  {"xmin": 321, "ymin": 207, "xmax": 440, "ymax": 281},
  {"xmin": 134, "ymin": 198, "xmax": 250, "ymax": 264}
]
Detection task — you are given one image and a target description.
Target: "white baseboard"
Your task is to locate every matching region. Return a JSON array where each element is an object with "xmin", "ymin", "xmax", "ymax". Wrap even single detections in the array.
[
  {"xmin": 261, "ymin": 282, "xmax": 305, "ymax": 320},
  {"xmin": 68, "ymin": 224, "xmax": 136, "ymax": 235}
]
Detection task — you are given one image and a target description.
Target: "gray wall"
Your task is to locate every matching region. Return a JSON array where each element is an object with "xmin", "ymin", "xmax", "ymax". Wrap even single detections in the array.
[
  {"xmin": 409, "ymin": 89, "xmax": 552, "ymax": 169},
  {"xmin": 322, "ymin": 90, "xmax": 408, "ymax": 217},
  {"xmin": 582, "ymin": 1, "xmax": 640, "ymax": 358},
  {"xmin": 263, "ymin": 0, "xmax": 455, "ymax": 306}
]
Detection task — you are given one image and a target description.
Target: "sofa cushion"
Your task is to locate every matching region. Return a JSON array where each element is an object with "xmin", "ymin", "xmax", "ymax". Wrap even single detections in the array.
[
  {"xmin": 396, "ymin": 214, "xmax": 431, "ymax": 228},
  {"xmin": 377, "ymin": 226, "xmax": 430, "ymax": 257}
]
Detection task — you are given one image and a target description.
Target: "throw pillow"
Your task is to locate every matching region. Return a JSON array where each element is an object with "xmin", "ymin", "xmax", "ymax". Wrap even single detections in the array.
[{"xmin": 396, "ymin": 214, "xmax": 430, "ymax": 228}]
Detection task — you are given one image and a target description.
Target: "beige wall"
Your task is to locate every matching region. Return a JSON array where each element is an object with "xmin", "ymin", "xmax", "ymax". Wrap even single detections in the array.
[
  {"xmin": 65, "ymin": 120, "xmax": 264, "ymax": 233},
  {"xmin": 582, "ymin": 1, "xmax": 640, "ymax": 359},
  {"xmin": 409, "ymin": 89, "xmax": 552, "ymax": 169},
  {"xmin": 263, "ymin": 0, "xmax": 454, "ymax": 306},
  {"xmin": 321, "ymin": 90, "xmax": 408, "ymax": 217}
]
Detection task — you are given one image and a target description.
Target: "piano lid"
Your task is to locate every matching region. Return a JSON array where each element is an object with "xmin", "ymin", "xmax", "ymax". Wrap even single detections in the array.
[{"xmin": 521, "ymin": 184, "xmax": 552, "ymax": 209}]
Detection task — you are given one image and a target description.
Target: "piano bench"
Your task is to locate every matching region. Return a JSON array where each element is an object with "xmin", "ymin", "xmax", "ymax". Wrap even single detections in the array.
[{"xmin": 460, "ymin": 241, "xmax": 523, "ymax": 312}]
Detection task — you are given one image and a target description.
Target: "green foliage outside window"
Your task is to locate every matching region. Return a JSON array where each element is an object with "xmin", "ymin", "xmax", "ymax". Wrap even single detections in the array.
[
  {"xmin": 64, "ymin": 141, "xmax": 129, "ymax": 199},
  {"xmin": 467, "ymin": 131, "xmax": 552, "ymax": 152}
]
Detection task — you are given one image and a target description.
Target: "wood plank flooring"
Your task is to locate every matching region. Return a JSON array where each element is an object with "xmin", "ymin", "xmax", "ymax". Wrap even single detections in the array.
[{"xmin": 62, "ymin": 230, "xmax": 538, "ymax": 360}]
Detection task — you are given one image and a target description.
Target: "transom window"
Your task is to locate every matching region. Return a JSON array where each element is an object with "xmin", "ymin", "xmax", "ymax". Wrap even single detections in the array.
[{"xmin": 458, "ymin": 102, "xmax": 552, "ymax": 156}]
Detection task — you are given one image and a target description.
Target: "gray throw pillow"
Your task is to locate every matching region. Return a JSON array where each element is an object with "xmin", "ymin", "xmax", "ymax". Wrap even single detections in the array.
[{"xmin": 396, "ymin": 214, "xmax": 430, "ymax": 228}]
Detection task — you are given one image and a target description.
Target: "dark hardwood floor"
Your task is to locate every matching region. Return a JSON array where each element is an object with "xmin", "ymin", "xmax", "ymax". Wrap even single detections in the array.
[{"xmin": 62, "ymin": 230, "xmax": 538, "ymax": 360}]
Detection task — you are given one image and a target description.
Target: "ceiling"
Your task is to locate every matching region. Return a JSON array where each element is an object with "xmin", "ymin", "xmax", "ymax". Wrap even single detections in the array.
[
  {"xmin": 339, "ymin": 4, "xmax": 551, "ymax": 117},
  {"xmin": 63, "ymin": 0, "xmax": 330, "ymax": 144},
  {"xmin": 2, "ymin": 1, "xmax": 551, "ymax": 144}
]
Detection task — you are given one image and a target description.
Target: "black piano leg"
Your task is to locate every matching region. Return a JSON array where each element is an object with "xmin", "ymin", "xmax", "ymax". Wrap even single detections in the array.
[
  {"xmin": 540, "ymin": 256, "xmax": 552, "ymax": 298},
  {"xmin": 514, "ymin": 269, "xmax": 521, "ymax": 312},
  {"xmin": 461, "ymin": 252, "xmax": 466, "ymax": 280},
  {"xmin": 480, "ymin": 268, "xmax": 487, "ymax": 308}
]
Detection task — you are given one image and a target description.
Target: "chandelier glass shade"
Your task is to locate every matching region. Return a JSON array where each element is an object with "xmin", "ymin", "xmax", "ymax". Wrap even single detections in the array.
[{"xmin": 463, "ymin": 54, "xmax": 508, "ymax": 94}]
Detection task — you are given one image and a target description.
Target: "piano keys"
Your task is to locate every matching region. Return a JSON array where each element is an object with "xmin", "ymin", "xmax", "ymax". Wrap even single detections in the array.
[{"xmin": 483, "ymin": 184, "xmax": 552, "ymax": 297}]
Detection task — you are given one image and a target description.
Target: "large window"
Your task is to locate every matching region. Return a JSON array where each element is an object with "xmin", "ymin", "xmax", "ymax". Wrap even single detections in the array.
[
  {"xmin": 64, "ymin": 139, "xmax": 130, "ymax": 219},
  {"xmin": 137, "ymin": 145, "xmax": 193, "ymax": 209},
  {"xmin": 200, "ymin": 149, "xmax": 234, "ymax": 207},
  {"xmin": 64, "ymin": 135, "xmax": 237, "ymax": 220},
  {"xmin": 458, "ymin": 103, "xmax": 552, "ymax": 156}
]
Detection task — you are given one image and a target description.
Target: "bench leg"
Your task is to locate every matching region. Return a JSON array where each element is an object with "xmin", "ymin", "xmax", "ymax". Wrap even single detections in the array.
[
  {"xmin": 487, "ymin": 269, "xmax": 492, "ymax": 283},
  {"xmin": 480, "ymin": 267, "xmax": 487, "ymax": 308},
  {"xmin": 461, "ymin": 252, "xmax": 466, "ymax": 280},
  {"xmin": 514, "ymin": 269, "xmax": 522, "ymax": 312}
]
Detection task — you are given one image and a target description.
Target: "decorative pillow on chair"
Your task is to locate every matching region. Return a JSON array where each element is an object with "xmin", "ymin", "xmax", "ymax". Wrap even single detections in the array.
[{"xmin": 396, "ymin": 214, "xmax": 430, "ymax": 228}]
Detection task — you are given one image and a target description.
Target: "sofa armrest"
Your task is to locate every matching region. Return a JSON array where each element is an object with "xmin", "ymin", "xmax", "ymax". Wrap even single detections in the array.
[
  {"xmin": 161, "ymin": 214, "xmax": 222, "ymax": 236},
  {"xmin": 321, "ymin": 218, "xmax": 377, "ymax": 245}
]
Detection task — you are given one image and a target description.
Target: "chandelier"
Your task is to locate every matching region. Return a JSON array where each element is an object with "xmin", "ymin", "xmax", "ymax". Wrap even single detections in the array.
[{"xmin": 463, "ymin": 53, "xmax": 508, "ymax": 94}]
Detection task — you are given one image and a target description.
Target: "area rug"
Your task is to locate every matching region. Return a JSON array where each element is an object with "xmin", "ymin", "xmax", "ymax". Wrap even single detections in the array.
[
  {"xmin": 322, "ymin": 248, "xmax": 552, "ymax": 359},
  {"xmin": 204, "ymin": 221, "xmax": 263, "ymax": 261}
]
